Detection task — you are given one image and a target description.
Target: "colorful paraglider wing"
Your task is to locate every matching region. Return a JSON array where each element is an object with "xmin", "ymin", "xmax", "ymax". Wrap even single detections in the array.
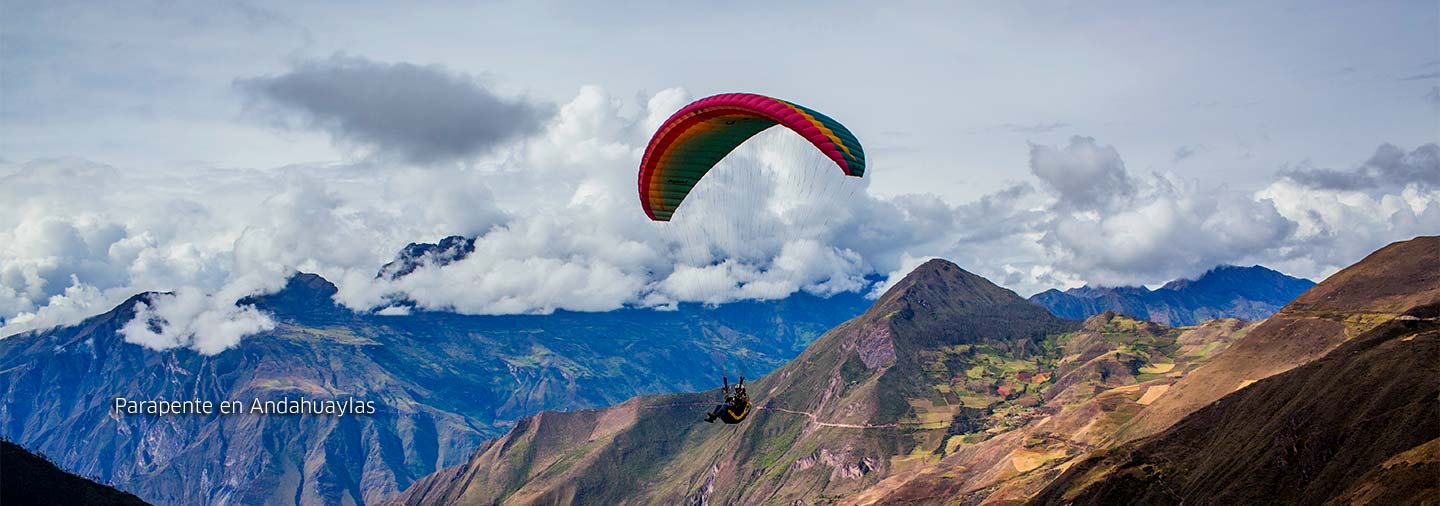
[{"xmin": 637, "ymin": 93, "xmax": 866, "ymax": 221}]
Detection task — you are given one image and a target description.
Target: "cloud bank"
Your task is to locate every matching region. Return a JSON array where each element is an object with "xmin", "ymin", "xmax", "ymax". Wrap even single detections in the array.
[{"xmin": 3, "ymin": 63, "xmax": 1436, "ymax": 354}]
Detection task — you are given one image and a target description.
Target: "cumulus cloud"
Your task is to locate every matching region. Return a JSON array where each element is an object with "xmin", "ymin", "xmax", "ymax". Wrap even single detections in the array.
[
  {"xmin": 1022, "ymin": 137, "xmax": 1306, "ymax": 285},
  {"xmin": 2, "ymin": 82, "xmax": 1436, "ymax": 355},
  {"xmin": 1029, "ymin": 136, "xmax": 1135, "ymax": 211},
  {"xmin": 1019, "ymin": 138, "xmax": 1438, "ymax": 288},
  {"xmin": 121, "ymin": 287, "xmax": 276, "ymax": 354},
  {"xmin": 238, "ymin": 55, "xmax": 553, "ymax": 163},
  {"xmin": 1256, "ymin": 176, "xmax": 1440, "ymax": 276}
]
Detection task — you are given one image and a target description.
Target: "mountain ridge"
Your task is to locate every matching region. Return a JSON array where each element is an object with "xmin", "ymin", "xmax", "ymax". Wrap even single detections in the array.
[{"xmin": 1029, "ymin": 264, "xmax": 1316, "ymax": 326}]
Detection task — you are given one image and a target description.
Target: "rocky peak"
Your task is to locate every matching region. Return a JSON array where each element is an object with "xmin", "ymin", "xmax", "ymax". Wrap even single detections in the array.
[
  {"xmin": 839, "ymin": 258, "xmax": 1073, "ymax": 368},
  {"xmin": 871, "ymin": 259, "xmax": 1032, "ymax": 315},
  {"xmin": 377, "ymin": 235, "xmax": 476, "ymax": 280}
]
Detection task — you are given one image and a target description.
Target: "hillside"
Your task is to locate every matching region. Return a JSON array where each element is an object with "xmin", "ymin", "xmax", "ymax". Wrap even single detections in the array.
[
  {"xmin": 1029, "ymin": 237, "xmax": 1440, "ymax": 504},
  {"xmin": 1111, "ymin": 235, "xmax": 1440, "ymax": 442},
  {"xmin": 840, "ymin": 315, "xmax": 1253, "ymax": 505},
  {"xmin": 1, "ymin": 440, "xmax": 149, "ymax": 505},
  {"xmin": 1029, "ymin": 265, "xmax": 1315, "ymax": 326},
  {"xmin": 0, "ymin": 273, "xmax": 869, "ymax": 505},
  {"xmin": 1032, "ymin": 303, "xmax": 1439, "ymax": 504},
  {"xmin": 394, "ymin": 260, "xmax": 1253, "ymax": 505}
]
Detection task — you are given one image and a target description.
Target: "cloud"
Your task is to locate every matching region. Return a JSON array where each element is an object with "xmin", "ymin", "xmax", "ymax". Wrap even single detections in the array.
[
  {"xmin": 237, "ymin": 55, "xmax": 553, "ymax": 163},
  {"xmin": 1029, "ymin": 136, "xmax": 1135, "ymax": 211},
  {"xmin": 1280, "ymin": 143, "xmax": 1439, "ymax": 191},
  {"xmin": 1256, "ymin": 179, "xmax": 1440, "ymax": 277},
  {"xmin": 121, "ymin": 287, "xmax": 276, "ymax": 354},
  {"xmin": 0, "ymin": 275, "xmax": 108, "ymax": 336},
  {"xmin": 1016, "ymin": 138, "xmax": 1438, "ymax": 288},
  {"xmin": 1037, "ymin": 177, "xmax": 1298, "ymax": 286},
  {"xmin": 3, "ymin": 84, "xmax": 1436, "ymax": 354}
]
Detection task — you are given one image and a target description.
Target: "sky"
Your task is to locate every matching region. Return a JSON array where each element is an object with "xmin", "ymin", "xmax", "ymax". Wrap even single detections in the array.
[{"xmin": 1, "ymin": 0, "xmax": 1437, "ymax": 352}]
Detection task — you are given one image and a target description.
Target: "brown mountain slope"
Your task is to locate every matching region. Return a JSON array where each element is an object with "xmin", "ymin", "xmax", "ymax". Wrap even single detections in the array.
[
  {"xmin": 1329, "ymin": 438, "xmax": 1440, "ymax": 506},
  {"xmin": 395, "ymin": 238, "xmax": 1437, "ymax": 505},
  {"xmin": 1112, "ymin": 236, "xmax": 1440, "ymax": 442},
  {"xmin": 394, "ymin": 259, "xmax": 1081, "ymax": 505},
  {"xmin": 392, "ymin": 260, "xmax": 1260, "ymax": 505},
  {"xmin": 1030, "ymin": 303, "xmax": 1440, "ymax": 505},
  {"xmin": 839, "ymin": 315, "xmax": 1252, "ymax": 505}
]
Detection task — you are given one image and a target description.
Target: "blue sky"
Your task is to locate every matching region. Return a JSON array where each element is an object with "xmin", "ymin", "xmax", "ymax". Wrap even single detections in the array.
[{"xmin": 2, "ymin": 1, "xmax": 1437, "ymax": 351}]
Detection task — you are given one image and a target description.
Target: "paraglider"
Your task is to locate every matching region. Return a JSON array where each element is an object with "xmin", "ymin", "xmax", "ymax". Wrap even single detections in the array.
[
  {"xmin": 636, "ymin": 94, "xmax": 868, "ymax": 423},
  {"xmin": 637, "ymin": 93, "xmax": 866, "ymax": 222},
  {"xmin": 704, "ymin": 375, "xmax": 751, "ymax": 424}
]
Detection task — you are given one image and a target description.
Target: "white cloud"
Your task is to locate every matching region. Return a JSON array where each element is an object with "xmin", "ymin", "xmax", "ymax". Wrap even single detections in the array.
[
  {"xmin": 374, "ymin": 306, "xmax": 410, "ymax": 316},
  {"xmin": 121, "ymin": 288, "xmax": 276, "ymax": 354},
  {"xmin": 2, "ymin": 83, "xmax": 1435, "ymax": 354},
  {"xmin": 1256, "ymin": 178, "xmax": 1440, "ymax": 277},
  {"xmin": 1023, "ymin": 139, "xmax": 1438, "ymax": 288},
  {"xmin": 1029, "ymin": 136, "xmax": 1135, "ymax": 211}
]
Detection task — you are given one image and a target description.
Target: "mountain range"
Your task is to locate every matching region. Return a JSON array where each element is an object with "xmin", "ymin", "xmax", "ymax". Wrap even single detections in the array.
[
  {"xmin": 396, "ymin": 236, "xmax": 1437, "ymax": 505},
  {"xmin": 3, "ymin": 231, "xmax": 1423, "ymax": 505},
  {"xmin": 394, "ymin": 259, "xmax": 1242, "ymax": 504},
  {"xmin": 0, "ymin": 271, "xmax": 870, "ymax": 504},
  {"xmin": 1028, "ymin": 265, "xmax": 1315, "ymax": 326}
]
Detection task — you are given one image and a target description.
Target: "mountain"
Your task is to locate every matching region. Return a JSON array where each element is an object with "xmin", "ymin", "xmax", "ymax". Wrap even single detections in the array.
[
  {"xmin": 2, "ymin": 440, "xmax": 149, "ymax": 505},
  {"xmin": 1032, "ymin": 239, "xmax": 1440, "ymax": 503},
  {"xmin": 396, "ymin": 238, "xmax": 1439, "ymax": 505},
  {"xmin": 393, "ymin": 260, "xmax": 1254, "ymax": 505},
  {"xmin": 0, "ymin": 272, "xmax": 871, "ymax": 505},
  {"xmin": 861, "ymin": 236, "xmax": 1440, "ymax": 505},
  {"xmin": 1029, "ymin": 265, "xmax": 1315, "ymax": 326}
]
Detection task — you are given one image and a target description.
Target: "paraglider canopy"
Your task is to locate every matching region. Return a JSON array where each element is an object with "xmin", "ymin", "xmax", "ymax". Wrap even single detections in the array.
[{"xmin": 637, "ymin": 93, "xmax": 866, "ymax": 221}]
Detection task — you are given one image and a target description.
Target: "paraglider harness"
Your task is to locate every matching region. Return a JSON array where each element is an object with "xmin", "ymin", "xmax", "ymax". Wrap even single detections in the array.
[{"xmin": 704, "ymin": 375, "xmax": 751, "ymax": 424}]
